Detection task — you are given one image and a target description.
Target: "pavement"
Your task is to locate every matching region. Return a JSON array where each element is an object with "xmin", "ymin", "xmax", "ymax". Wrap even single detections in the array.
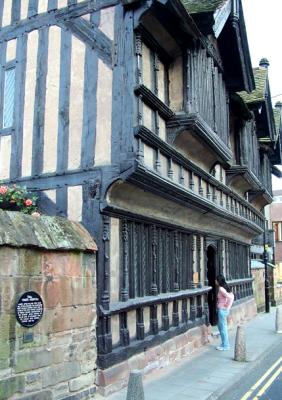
[{"xmin": 96, "ymin": 307, "xmax": 282, "ymax": 400}]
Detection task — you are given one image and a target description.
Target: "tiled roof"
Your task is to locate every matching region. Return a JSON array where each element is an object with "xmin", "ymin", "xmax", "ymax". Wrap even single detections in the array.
[
  {"xmin": 238, "ymin": 67, "xmax": 267, "ymax": 104},
  {"xmin": 273, "ymin": 108, "xmax": 281, "ymax": 138},
  {"xmin": 181, "ymin": 0, "xmax": 227, "ymax": 14}
]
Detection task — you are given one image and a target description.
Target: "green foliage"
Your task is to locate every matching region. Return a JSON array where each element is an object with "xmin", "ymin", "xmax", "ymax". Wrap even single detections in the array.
[{"xmin": 0, "ymin": 184, "xmax": 39, "ymax": 214}]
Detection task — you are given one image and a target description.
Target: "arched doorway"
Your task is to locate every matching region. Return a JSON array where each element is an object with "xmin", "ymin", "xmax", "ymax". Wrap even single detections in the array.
[{"xmin": 207, "ymin": 245, "xmax": 217, "ymax": 325}]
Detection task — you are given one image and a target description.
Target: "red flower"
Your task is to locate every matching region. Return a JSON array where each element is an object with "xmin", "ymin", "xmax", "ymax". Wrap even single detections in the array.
[
  {"xmin": 25, "ymin": 199, "xmax": 33, "ymax": 206},
  {"xmin": 0, "ymin": 186, "xmax": 8, "ymax": 195}
]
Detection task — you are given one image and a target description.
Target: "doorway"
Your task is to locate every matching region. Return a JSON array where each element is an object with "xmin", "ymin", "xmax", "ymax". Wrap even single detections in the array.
[{"xmin": 207, "ymin": 245, "xmax": 217, "ymax": 325}]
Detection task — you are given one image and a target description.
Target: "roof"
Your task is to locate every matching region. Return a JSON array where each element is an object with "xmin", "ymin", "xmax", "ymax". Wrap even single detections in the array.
[
  {"xmin": 238, "ymin": 67, "xmax": 267, "ymax": 104},
  {"xmin": 273, "ymin": 108, "xmax": 281, "ymax": 138},
  {"xmin": 181, "ymin": 0, "xmax": 227, "ymax": 14},
  {"xmin": 0, "ymin": 210, "xmax": 97, "ymax": 251}
]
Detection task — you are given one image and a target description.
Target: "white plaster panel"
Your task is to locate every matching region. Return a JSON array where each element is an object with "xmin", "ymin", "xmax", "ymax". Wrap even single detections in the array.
[
  {"xmin": 202, "ymin": 181, "xmax": 207, "ymax": 198},
  {"xmin": 110, "ymin": 218, "xmax": 120, "ymax": 302},
  {"xmin": 111, "ymin": 314, "xmax": 120, "ymax": 346},
  {"xmin": 169, "ymin": 56, "xmax": 183, "ymax": 112},
  {"xmin": 43, "ymin": 26, "xmax": 61, "ymax": 173},
  {"xmin": 172, "ymin": 161, "xmax": 180, "ymax": 183},
  {"xmin": 82, "ymin": 14, "xmax": 91, "ymax": 22},
  {"xmin": 2, "ymin": 0, "xmax": 12, "ymax": 27},
  {"xmin": 144, "ymin": 307, "xmax": 150, "ymax": 334},
  {"xmin": 142, "ymin": 43, "xmax": 152, "ymax": 91},
  {"xmin": 107, "ymin": 182, "xmax": 253, "ymax": 243},
  {"xmin": 160, "ymin": 153, "xmax": 168, "ymax": 178},
  {"xmin": 68, "ymin": 36, "xmax": 85, "ymax": 170},
  {"xmin": 158, "ymin": 116, "xmax": 166, "ymax": 141},
  {"xmin": 168, "ymin": 302, "xmax": 173, "ymax": 326},
  {"xmin": 22, "ymin": 30, "xmax": 38, "ymax": 177},
  {"xmin": 20, "ymin": 1, "xmax": 29, "ymax": 20},
  {"xmin": 127, "ymin": 310, "xmax": 136, "ymax": 340},
  {"xmin": 142, "ymin": 103, "xmax": 153, "ymax": 131},
  {"xmin": 6, "ymin": 39, "xmax": 17, "ymax": 62},
  {"xmin": 38, "ymin": 0, "xmax": 48, "ymax": 14},
  {"xmin": 193, "ymin": 175, "xmax": 199, "ymax": 193},
  {"xmin": 143, "ymin": 144, "xmax": 154, "ymax": 170},
  {"xmin": 183, "ymin": 168, "xmax": 189, "ymax": 188},
  {"xmin": 57, "ymin": 0, "xmax": 68, "ymax": 8},
  {"xmin": 157, "ymin": 305, "xmax": 162, "ymax": 329},
  {"xmin": 95, "ymin": 60, "xmax": 112, "ymax": 166},
  {"xmin": 0, "ymin": 136, "xmax": 11, "ymax": 179},
  {"xmin": 67, "ymin": 186, "xmax": 83, "ymax": 222},
  {"xmin": 99, "ymin": 7, "xmax": 115, "ymax": 40},
  {"xmin": 43, "ymin": 189, "xmax": 56, "ymax": 203},
  {"xmin": 158, "ymin": 61, "xmax": 165, "ymax": 103}
]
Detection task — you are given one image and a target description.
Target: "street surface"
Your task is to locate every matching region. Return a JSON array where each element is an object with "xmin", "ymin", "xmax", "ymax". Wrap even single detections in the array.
[{"xmin": 218, "ymin": 341, "xmax": 282, "ymax": 400}]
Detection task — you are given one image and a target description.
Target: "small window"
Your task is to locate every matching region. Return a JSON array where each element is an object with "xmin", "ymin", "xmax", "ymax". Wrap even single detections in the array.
[{"xmin": 3, "ymin": 67, "xmax": 15, "ymax": 129}]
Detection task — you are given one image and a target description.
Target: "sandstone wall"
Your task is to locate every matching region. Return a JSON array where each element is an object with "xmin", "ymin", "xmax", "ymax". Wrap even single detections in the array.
[{"xmin": 0, "ymin": 211, "xmax": 97, "ymax": 400}]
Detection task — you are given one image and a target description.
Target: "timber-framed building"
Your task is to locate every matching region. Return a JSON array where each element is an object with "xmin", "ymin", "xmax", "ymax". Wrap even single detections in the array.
[{"xmin": 0, "ymin": 0, "xmax": 281, "ymax": 393}]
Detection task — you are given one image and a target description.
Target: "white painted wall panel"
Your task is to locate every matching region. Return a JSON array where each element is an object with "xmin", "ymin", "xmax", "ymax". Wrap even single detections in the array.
[
  {"xmin": 68, "ymin": 37, "xmax": 85, "ymax": 170},
  {"xmin": 95, "ymin": 60, "xmax": 112, "ymax": 166},
  {"xmin": 67, "ymin": 186, "xmax": 83, "ymax": 221},
  {"xmin": 2, "ymin": 0, "xmax": 12, "ymax": 27},
  {"xmin": 20, "ymin": 1, "xmax": 29, "ymax": 20},
  {"xmin": 0, "ymin": 136, "xmax": 11, "ymax": 180},
  {"xmin": 57, "ymin": 0, "xmax": 68, "ymax": 8},
  {"xmin": 158, "ymin": 116, "xmax": 166, "ymax": 141},
  {"xmin": 142, "ymin": 44, "xmax": 152, "ymax": 91},
  {"xmin": 43, "ymin": 189, "xmax": 56, "ymax": 203},
  {"xmin": 38, "ymin": 0, "xmax": 48, "ymax": 14},
  {"xmin": 143, "ymin": 144, "xmax": 154, "ymax": 170},
  {"xmin": 43, "ymin": 26, "xmax": 61, "ymax": 173},
  {"xmin": 99, "ymin": 7, "xmax": 115, "ymax": 40},
  {"xmin": 6, "ymin": 40, "xmax": 17, "ymax": 62},
  {"xmin": 22, "ymin": 30, "xmax": 39, "ymax": 177}
]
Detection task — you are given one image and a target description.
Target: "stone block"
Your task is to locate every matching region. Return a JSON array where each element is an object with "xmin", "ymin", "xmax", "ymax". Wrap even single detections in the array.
[
  {"xmin": 128, "ymin": 353, "xmax": 146, "ymax": 372},
  {"xmin": 20, "ymin": 390, "xmax": 53, "ymax": 400},
  {"xmin": 19, "ymin": 249, "xmax": 42, "ymax": 276},
  {"xmin": 72, "ymin": 278, "xmax": 96, "ymax": 306},
  {"xmin": 42, "ymin": 252, "xmax": 82, "ymax": 279},
  {"xmin": 15, "ymin": 348, "xmax": 52, "ymax": 373},
  {"xmin": 0, "ymin": 376, "xmax": 25, "ymax": 399},
  {"xmin": 0, "ymin": 340, "xmax": 11, "ymax": 366},
  {"xmin": 0, "ymin": 247, "xmax": 19, "ymax": 276},
  {"xmin": 26, "ymin": 372, "xmax": 41, "ymax": 384},
  {"xmin": 97, "ymin": 360, "xmax": 129, "ymax": 387},
  {"xmin": 69, "ymin": 372, "xmax": 94, "ymax": 392},
  {"xmin": 48, "ymin": 304, "xmax": 95, "ymax": 333},
  {"xmin": 174, "ymin": 333, "xmax": 188, "ymax": 349},
  {"xmin": 81, "ymin": 360, "xmax": 96, "ymax": 374},
  {"xmin": 42, "ymin": 362, "xmax": 81, "ymax": 388}
]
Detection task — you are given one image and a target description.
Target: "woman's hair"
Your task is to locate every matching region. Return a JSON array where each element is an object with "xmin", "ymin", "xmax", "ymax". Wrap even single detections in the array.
[{"xmin": 216, "ymin": 274, "xmax": 231, "ymax": 293}]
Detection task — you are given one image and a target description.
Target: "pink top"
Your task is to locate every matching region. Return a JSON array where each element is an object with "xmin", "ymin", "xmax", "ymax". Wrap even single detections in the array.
[{"xmin": 217, "ymin": 287, "xmax": 234, "ymax": 310}]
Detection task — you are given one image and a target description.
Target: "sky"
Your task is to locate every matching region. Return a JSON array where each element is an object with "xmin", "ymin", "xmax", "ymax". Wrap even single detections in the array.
[{"xmin": 241, "ymin": 0, "xmax": 282, "ymax": 190}]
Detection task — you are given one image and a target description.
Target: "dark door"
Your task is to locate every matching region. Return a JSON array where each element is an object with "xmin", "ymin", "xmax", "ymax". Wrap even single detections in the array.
[{"xmin": 207, "ymin": 246, "xmax": 217, "ymax": 325}]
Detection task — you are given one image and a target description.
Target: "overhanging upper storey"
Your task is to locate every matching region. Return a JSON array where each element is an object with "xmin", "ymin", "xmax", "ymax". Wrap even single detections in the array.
[
  {"xmin": 271, "ymin": 103, "xmax": 282, "ymax": 165},
  {"xmin": 182, "ymin": 0, "xmax": 255, "ymax": 93},
  {"xmin": 239, "ymin": 60, "xmax": 276, "ymax": 142}
]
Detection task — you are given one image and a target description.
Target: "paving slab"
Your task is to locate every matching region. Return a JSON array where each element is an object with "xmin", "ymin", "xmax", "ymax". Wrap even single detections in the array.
[{"xmin": 95, "ymin": 308, "xmax": 281, "ymax": 400}]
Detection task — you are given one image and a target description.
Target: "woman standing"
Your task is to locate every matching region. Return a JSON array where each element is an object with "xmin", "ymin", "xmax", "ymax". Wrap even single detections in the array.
[{"xmin": 215, "ymin": 274, "xmax": 234, "ymax": 351}]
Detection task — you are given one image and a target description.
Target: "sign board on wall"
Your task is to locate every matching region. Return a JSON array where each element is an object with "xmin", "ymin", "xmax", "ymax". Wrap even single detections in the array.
[{"xmin": 15, "ymin": 291, "xmax": 44, "ymax": 328}]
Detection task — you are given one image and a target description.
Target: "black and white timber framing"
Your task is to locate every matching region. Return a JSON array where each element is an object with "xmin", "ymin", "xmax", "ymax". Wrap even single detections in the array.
[{"xmin": 0, "ymin": 0, "xmax": 281, "ymax": 369}]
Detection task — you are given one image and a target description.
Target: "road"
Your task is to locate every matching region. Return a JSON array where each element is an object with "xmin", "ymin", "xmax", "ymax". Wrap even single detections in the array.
[{"xmin": 218, "ymin": 341, "xmax": 282, "ymax": 400}]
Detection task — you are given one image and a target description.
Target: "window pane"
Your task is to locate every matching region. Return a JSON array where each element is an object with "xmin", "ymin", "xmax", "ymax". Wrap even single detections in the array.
[{"xmin": 3, "ymin": 68, "xmax": 15, "ymax": 129}]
